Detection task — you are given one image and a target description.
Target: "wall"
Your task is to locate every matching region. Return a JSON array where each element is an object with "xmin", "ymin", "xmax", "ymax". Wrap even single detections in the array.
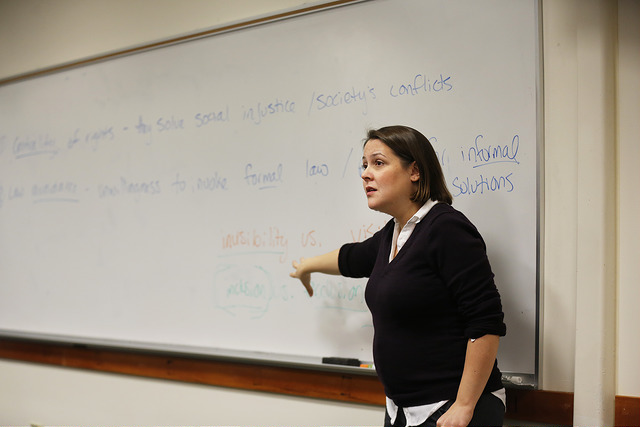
[
  {"xmin": 0, "ymin": 358, "xmax": 383, "ymax": 426},
  {"xmin": 541, "ymin": 1, "xmax": 640, "ymax": 423},
  {"xmin": 616, "ymin": 0, "xmax": 640, "ymax": 400},
  {"xmin": 0, "ymin": 0, "xmax": 638, "ymax": 425}
]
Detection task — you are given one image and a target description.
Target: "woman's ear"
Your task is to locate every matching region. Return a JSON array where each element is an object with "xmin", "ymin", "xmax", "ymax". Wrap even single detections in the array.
[{"xmin": 410, "ymin": 161, "xmax": 420, "ymax": 182}]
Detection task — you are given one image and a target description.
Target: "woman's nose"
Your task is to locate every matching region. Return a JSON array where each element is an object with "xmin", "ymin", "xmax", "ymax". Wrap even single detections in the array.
[{"xmin": 361, "ymin": 166, "xmax": 371, "ymax": 181}]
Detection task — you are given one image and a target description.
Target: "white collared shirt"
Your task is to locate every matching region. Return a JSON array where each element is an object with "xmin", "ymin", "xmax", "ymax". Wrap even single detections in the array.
[
  {"xmin": 385, "ymin": 200, "xmax": 505, "ymax": 426},
  {"xmin": 389, "ymin": 199, "xmax": 439, "ymax": 262}
]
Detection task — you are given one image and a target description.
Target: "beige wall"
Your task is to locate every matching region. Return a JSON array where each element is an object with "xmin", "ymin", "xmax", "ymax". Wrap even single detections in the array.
[
  {"xmin": 616, "ymin": 0, "xmax": 640, "ymax": 401},
  {"xmin": 0, "ymin": 0, "xmax": 638, "ymax": 425}
]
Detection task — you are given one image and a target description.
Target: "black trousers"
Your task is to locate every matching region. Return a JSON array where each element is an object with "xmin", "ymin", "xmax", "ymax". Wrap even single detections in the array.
[{"xmin": 383, "ymin": 392, "xmax": 505, "ymax": 427}]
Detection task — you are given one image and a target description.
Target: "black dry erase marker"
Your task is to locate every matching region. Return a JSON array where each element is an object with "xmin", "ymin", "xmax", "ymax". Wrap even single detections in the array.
[{"xmin": 322, "ymin": 357, "xmax": 361, "ymax": 367}]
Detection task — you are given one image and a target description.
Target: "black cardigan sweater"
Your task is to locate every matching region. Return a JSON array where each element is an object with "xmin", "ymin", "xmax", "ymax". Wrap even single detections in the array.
[{"xmin": 338, "ymin": 203, "xmax": 506, "ymax": 407}]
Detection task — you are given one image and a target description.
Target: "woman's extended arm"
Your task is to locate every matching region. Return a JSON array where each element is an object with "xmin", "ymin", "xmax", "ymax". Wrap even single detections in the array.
[
  {"xmin": 290, "ymin": 248, "xmax": 341, "ymax": 296},
  {"xmin": 436, "ymin": 334, "xmax": 501, "ymax": 427}
]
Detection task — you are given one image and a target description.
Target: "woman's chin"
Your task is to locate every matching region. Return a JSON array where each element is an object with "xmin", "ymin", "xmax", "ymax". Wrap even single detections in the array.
[{"xmin": 367, "ymin": 200, "xmax": 385, "ymax": 214}]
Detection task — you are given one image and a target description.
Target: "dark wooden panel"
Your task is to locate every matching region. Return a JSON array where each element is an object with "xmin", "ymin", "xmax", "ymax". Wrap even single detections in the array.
[
  {"xmin": 0, "ymin": 337, "xmax": 385, "ymax": 405},
  {"xmin": 616, "ymin": 395, "xmax": 640, "ymax": 427},
  {"xmin": 505, "ymin": 387, "xmax": 573, "ymax": 425}
]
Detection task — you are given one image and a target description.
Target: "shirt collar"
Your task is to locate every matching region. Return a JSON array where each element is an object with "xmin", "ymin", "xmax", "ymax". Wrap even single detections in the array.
[{"xmin": 394, "ymin": 199, "xmax": 439, "ymax": 226}]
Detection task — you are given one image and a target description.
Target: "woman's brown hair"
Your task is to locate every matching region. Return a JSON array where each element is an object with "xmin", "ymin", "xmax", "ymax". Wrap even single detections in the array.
[{"xmin": 365, "ymin": 125, "xmax": 453, "ymax": 205}]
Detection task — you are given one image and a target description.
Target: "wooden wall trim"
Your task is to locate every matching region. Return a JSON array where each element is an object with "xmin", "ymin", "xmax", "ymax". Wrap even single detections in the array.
[
  {"xmin": 1, "ymin": 337, "xmax": 638, "ymax": 425},
  {"xmin": 616, "ymin": 395, "xmax": 640, "ymax": 427},
  {"xmin": 505, "ymin": 388, "xmax": 573, "ymax": 425},
  {"xmin": 0, "ymin": 337, "xmax": 385, "ymax": 405}
]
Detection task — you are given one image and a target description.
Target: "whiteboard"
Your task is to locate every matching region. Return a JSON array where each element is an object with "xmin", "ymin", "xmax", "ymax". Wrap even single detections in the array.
[{"xmin": 0, "ymin": 0, "xmax": 540, "ymax": 383}]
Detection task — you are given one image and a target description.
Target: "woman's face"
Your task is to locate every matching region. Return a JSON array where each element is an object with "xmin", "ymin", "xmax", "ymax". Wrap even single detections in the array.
[{"xmin": 361, "ymin": 139, "xmax": 419, "ymax": 222}]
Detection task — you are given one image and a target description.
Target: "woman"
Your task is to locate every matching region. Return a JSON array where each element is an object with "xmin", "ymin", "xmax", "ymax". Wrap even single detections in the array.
[{"xmin": 290, "ymin": 126, "xmax": 506, "ymax": 427}]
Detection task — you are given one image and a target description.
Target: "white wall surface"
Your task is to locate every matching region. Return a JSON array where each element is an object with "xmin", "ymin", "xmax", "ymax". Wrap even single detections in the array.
[
  {"xmin": 0, "ymin": 0, "xmax": 638, "ymax": 425},
  {"xmin": 0, "ymin": 0, "xmax": 312, "ymax": 80},
  {"xmin": 0, "ymin": 359, "xmax": 382, "ymax": 426},
  {"xmin": 616, "ymin": 0, "xmax": 640, "ymax": 399}
]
